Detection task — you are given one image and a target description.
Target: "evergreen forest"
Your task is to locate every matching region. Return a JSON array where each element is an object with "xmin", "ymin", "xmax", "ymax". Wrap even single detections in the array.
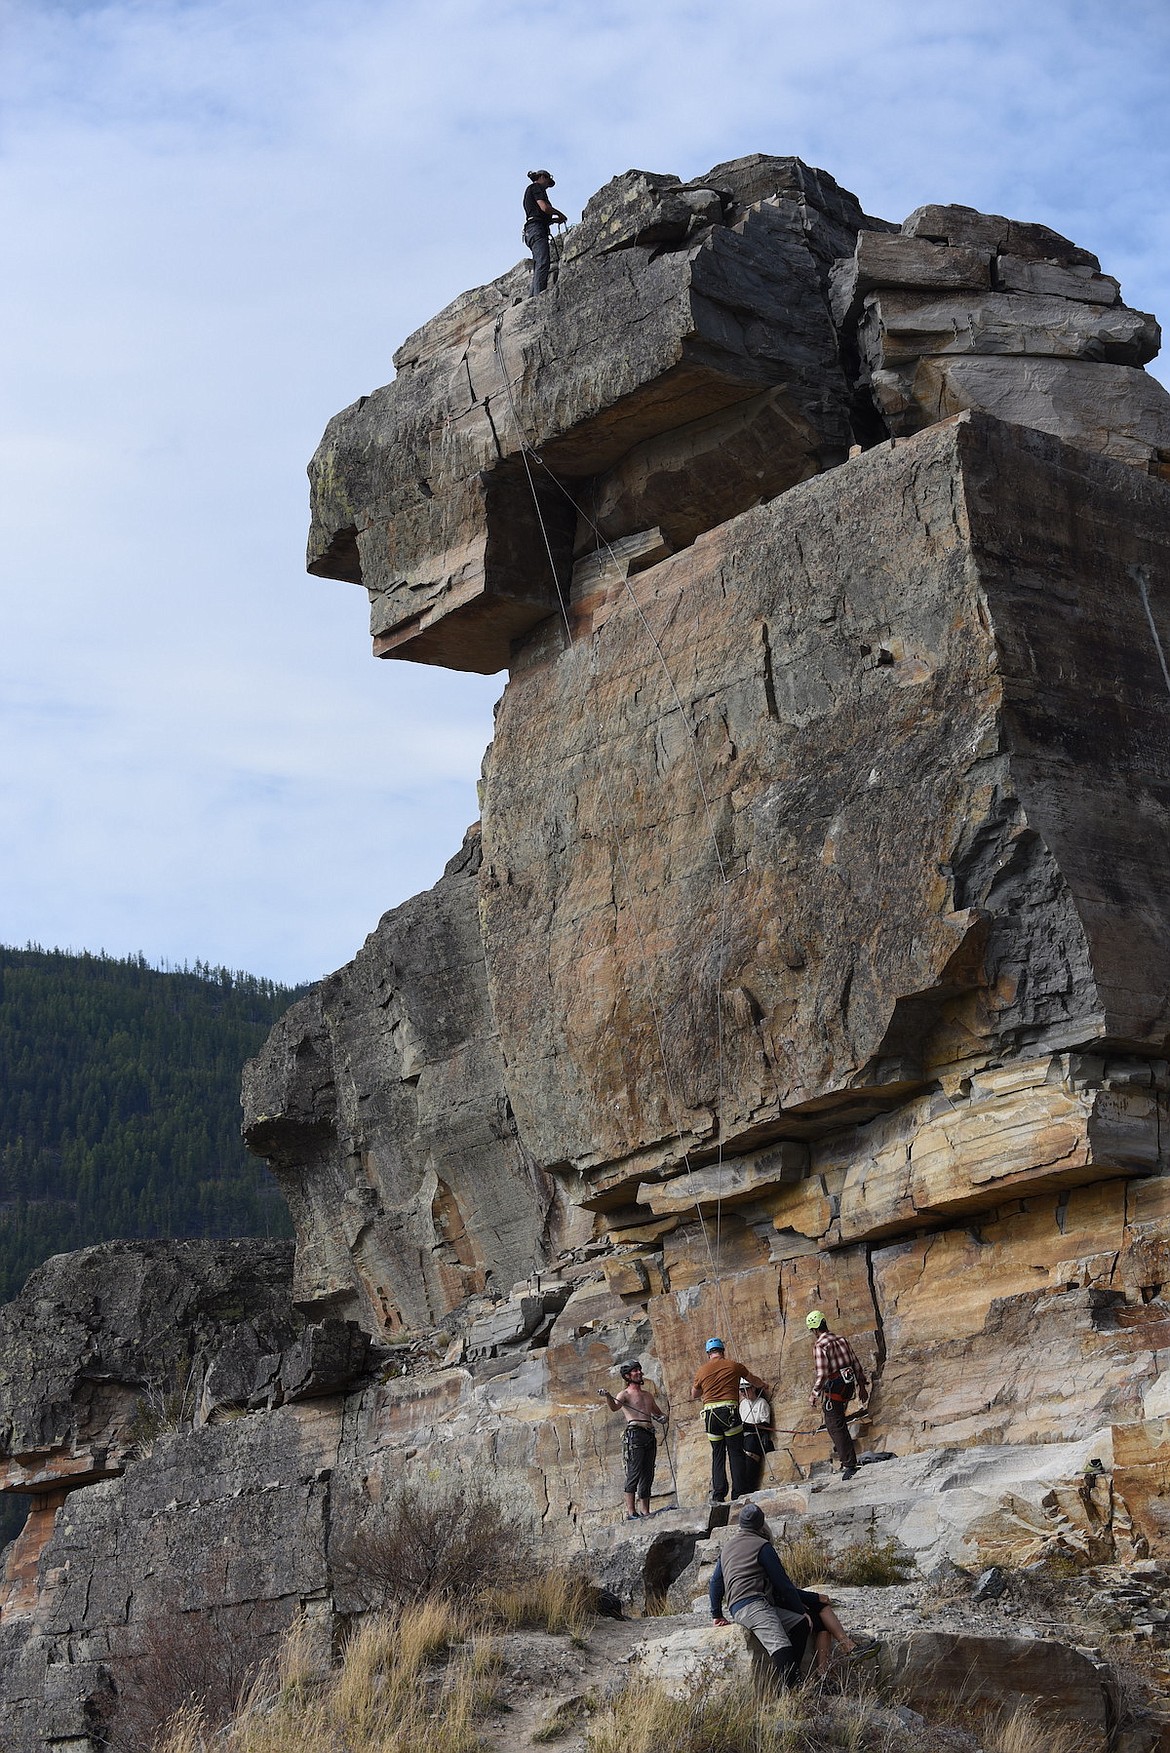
[{"xmin": 0, "ymin": 945, "xmax": 302, "ymax": 1304}]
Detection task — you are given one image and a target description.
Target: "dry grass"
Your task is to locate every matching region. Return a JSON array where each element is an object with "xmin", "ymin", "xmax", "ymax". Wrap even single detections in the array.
[
  {"xmin": 775, "ymin": 1521, "xmax": 834, "ymax": 1587},
  {"xmin": 776, "ymin": 1520, "xmax": 912, "ymax": 1588},
  {"xmin": 479, "ymin": 1566, "xmax": 594, "ymax": 1641},
  {"xmin": 149, "ymin": 1570, "xmax": 594, "ymax": 1751},
  {"xmin": 980, "ymin": 1702, "xmax": 1087, "ymax": 1753},
  {"xmin": 584, "ymin": 1670, "xmax": 971, "ymax": 1753},
  {"xmin": 153, "ymin": 1600, "xmax": 499, "ymax": 1753}
]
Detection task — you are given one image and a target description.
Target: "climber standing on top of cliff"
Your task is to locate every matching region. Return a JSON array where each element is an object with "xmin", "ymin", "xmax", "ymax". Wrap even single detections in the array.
[
  {"xmin": 523, "ymin": 170, "xmax": 567, "ymax": 296},
  {"xmin": 599, "ymin": 1360, "xmax": 668, "ymax": 1519},
  {"xmin": 691, "ymin": 1338, "xmax": 769, "ymax": 1503},
  {"xmin": 806, "ymin": 1311, "xmax": 869, "ymax": 1481}
]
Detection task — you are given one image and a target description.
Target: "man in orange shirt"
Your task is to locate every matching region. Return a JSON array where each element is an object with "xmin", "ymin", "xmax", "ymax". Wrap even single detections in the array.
[{"xmin": 690, "ymin": 1337, "xmax": 769, "ymax": 1503}]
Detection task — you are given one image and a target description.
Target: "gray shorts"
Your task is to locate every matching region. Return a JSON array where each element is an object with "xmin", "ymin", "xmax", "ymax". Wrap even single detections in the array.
[{"xmin": 729, "ymin": 1598, "xmax": 808, "ymax": 1655}]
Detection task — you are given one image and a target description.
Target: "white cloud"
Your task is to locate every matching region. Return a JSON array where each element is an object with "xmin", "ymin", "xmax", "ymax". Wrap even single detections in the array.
[{"xmin": 2, "ymin": 0, "xmax": 1169, "ymax": 981}]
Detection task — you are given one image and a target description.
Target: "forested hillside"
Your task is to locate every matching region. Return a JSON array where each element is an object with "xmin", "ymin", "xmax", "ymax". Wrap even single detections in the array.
[{"xmin": 0, "ymin": 946, "xmax": 301, "ymax": 1303}]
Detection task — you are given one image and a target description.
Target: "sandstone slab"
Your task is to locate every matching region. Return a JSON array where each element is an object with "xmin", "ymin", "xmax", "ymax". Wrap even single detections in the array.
[
  {"xmin": 480, "ymin": 414, "xmax": 1170, "ymax": 1204},
  {"xmin": 859, "ymin": 288, "xmax": 1158, "ymax": 367},
  {"xmin": 886, "ymin": 1630, "xmax": 1111, "ymax": 1749},
  {"xmin": 881, "ymin": 354, "xmax": 1170, "ymax": 473}
]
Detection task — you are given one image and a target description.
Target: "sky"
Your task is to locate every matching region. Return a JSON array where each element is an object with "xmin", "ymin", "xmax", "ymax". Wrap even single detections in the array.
[{"xmin": 2, "ymin": 0, "xmax": 1169, "ymax": 986}]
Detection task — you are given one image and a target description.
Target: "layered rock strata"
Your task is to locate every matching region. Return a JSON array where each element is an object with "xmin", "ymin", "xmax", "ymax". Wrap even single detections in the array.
[
  {"xmin": 5, "ymin": 155, "xmax": 1170, "ymax": 1750},
  {"xmin": 0, "ymin": 1242, "xmax": 1158, "ymax": 1751},
  {"xmin": 283, "ymin": 157, "xmax": 1170, "ymax": 1510},
  {"xmin": 832, "ymin": 204, "xmax": 1170, "ymax": 474}
]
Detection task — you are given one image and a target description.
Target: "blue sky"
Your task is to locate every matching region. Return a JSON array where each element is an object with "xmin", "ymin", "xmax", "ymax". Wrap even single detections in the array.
[{"xmin": 2, "ymin": 0, "xmax": 1169, "ymax": 984}]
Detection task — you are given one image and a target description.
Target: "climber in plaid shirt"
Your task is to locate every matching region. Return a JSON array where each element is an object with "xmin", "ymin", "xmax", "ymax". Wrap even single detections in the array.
[{"xmin": 806, "ymin": 1311, "xmax": 869, "ymax": 1481}]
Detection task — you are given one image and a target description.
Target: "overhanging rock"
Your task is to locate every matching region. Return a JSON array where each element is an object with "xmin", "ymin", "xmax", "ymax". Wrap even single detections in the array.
[{"xmin": 307, "ymin": 158, "xmax": 873, "ymax": 674}]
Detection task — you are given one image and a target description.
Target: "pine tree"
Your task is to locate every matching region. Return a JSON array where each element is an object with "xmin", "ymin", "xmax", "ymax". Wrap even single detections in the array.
[{"xmin": 0, "ymin": 946, "xmax": 304, "ymax": 1302}]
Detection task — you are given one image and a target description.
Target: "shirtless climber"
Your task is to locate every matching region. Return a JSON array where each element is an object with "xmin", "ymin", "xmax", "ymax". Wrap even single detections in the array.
[{"xmin": 599, "ymin": 1359, "xmax": 668, "ymax": 1518}]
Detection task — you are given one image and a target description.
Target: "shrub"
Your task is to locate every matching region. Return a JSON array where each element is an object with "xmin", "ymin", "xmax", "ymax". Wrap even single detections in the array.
[
  {"xmin": 108, "ymin": 1601, "xmax": 275, "ymax": 1751},
  {"xmin": 124, "ymin": 1360, "xmax": 201, "ymax": 1455},
  {"xmin": 334, "ymin": 1469, "xmax": 538, "ymax": 1610},
  {"xmin": 830, "ymin": 1526, "xmax": 914, "ymax": 1587},
  {"xmin": 334, "ymin": 1468, "xmax": 594, "ymax": 1638},
  {"xmin": 778, "ymin": 1519, "xmax": 913, "ymax": 1588}
]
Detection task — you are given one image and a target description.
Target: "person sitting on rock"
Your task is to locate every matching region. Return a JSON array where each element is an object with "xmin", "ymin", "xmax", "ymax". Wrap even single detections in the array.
[
  {"xmin": 709, "ymin": 1500, "xmax": 813, "ymax": 1687},
  {"xmin": 599, "ymin": 1359, "xmax": 667, "ymax": 1519},
  {"xmin": 690, "ymin": 1337, "xmax": 769, "ymax": 1503},
  {"xmin": 805, "ymin": 1310, "xmax": 869, "ymax": 1481},
  {"xmin": 711, "ymin": 1503, "xmax": 878, "ymax": 1685},
  {"xmin": 523, "ymin": 170, "xmax": 567, "ymax": 296}
]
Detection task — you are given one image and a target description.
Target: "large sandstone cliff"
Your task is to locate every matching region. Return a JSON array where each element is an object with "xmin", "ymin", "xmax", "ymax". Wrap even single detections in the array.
[{"xmin": 5, "ymin": 154, "xmax": 1170, "ymax": 1750}]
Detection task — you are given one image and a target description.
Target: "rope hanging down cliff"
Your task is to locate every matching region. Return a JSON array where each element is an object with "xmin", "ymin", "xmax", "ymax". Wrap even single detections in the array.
[{"xmin": 490, "ymin": 315, "xmax": 741, "ymax": 1338}]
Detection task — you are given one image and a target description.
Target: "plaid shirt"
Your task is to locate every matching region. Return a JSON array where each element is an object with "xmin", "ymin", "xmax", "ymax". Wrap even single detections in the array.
[{"xmin": 812, "ymin": 1331, "xmax": 866, "ymax": 1394}]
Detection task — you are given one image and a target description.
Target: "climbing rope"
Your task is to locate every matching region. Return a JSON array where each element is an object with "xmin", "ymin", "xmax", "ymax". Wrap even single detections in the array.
[{"xmin": 489, "ymin": 317, "xmax": 742, "ymax": 1348}]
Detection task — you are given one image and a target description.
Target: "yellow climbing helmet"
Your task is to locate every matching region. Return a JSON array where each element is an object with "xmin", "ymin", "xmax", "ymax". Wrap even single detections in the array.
[{"xmin": 805, "ymin": 1310, "xmax": 827, "ymax": 1330}]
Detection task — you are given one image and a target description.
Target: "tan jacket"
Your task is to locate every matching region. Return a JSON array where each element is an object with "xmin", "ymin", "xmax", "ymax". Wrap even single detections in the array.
[{"xmin": 692, "ymin": 1355, "xmax": 767, "ymax": 1403}]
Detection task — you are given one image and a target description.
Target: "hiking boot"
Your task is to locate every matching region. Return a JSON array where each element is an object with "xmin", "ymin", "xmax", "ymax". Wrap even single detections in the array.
[{"xmin": 841, "ymin": 1466, "xmax": 857, "ymax": 1481}]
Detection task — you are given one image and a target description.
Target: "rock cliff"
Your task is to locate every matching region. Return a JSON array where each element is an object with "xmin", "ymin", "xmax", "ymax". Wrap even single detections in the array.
[{"xmin": 5, "ymin": 154, "xmax": 1170, "ymax": 1750}]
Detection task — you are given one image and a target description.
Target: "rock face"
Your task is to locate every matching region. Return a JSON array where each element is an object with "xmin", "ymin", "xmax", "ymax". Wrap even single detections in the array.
[
  {"xmin": 833, "ymin": 204, "xmax": 1170, "ymax": 473},
  {"xmin": 481, "ymin": 414, "xmax": 1170, "ymax": 1205},
  {"xmin": 6, "ymin": 154, "xmax": 1170, "ymax": 1749},
  {"xmin": 266, "ymin": 152, "xmax": 1170, "ymax": 1533},
  {"xmin": 242, "ymin": 828, "xmax": 582, "ymax": 1332},
  {"xmin": 307, "ymin": 158, "xmax": 885, "ymax": 674}
]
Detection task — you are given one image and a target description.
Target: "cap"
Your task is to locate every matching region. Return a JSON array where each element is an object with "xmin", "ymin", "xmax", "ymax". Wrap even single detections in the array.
[
  {"xmin": 705, "ymin": 1336, "xmax": 725, "ymax": 1353},
  {"xmin": 738, "ymin": 1501, "xmax": 765, "ymax": 1530},
  {"xmin": 806, "ymin": 1310, "xmax": 827, "ymax": 1331}
]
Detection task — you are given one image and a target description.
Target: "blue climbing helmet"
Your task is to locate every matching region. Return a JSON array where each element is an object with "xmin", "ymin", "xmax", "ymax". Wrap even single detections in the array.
[{"xmin": 705, "ymin": 1337, "xmax": 725, "ymax": 1353}]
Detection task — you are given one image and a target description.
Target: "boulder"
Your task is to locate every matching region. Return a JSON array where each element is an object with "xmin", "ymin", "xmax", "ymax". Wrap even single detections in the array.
[
  {"xmin": 626, "ymin": 1619, "xmax": 756, "ymax": 1693},
  {"xmin": 884, "ymin": 1630, "xmax": 1112, "ymax": 1750},
  {"xmin": 588, "ymin": 1506, "xmax": 711, "ymax": 1612},
  {"xmin": 306, "ymin": 158, "xmax": 864, "ymax": 674},
  {"xmin": 279, "ymin": 1318, "xmax": 373, "ymax": 1399},
  {"xmin": 0, "ymin": 1240, "xmax": 299, "ymax": 1491}
]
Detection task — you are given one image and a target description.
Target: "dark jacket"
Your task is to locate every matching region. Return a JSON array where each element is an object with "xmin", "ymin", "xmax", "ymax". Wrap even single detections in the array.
[{"xmin": 708, "ymin": 1528, "xmax": 814, "ymax": 1618}]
